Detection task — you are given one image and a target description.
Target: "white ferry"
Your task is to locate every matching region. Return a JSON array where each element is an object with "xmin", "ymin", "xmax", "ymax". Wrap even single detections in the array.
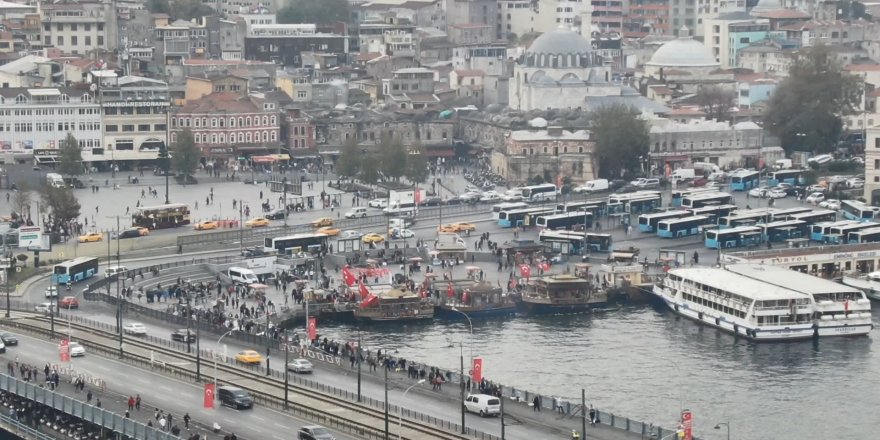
[
  {"xmin": 725, "ymin": 264, "xmax": 873, "ymax": 337},
  {"xmin": 653, "ymin": 267, "xmax": 816, "ymax": 341}
]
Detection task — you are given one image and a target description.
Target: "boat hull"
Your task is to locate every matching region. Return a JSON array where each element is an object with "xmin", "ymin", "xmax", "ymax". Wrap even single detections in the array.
[
  {"xmin": 516, "ymin": 300, "xmax": 593, "ymax": 315},
  {"xmin": 434, "ymin": 304, "xmax": 517, "ymax": 319},
  {"xmin": 841, "ymin": 276, "xmax": 880, "ymax": 301}
]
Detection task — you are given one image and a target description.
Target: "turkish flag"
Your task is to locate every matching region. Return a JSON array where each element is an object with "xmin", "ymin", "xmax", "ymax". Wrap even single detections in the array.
[
  {"xmin": 414, "ymin": 189, "xmax": 422, "ymax": 204},
  {"xmin": 203, "ymin": 383, "xmax": 215, "ymax": 409},
  {"xmin": 59, "ymin": 339, "xmax": 70, "ymax": 362},
  {"xmin": 519, "ymin": 264, "xmax": 531, "ymax": 279},
  {"xmin": 307, "ymin": 317, "xmax": 317, "ymax": 340},
  {"xmin": 471, "ymin": 357, "xmax": 483, "ymax": 383},
  {"xmin": 446, "ymin": 283, "xmax": 455, "ymax": 298},
  {"xmin": 556, "ymin": 174, "xmax": 563, "ymax": 189},
  {"xmin": 342, "ymin": 266, "xmax": 356, "ymax": 286}
]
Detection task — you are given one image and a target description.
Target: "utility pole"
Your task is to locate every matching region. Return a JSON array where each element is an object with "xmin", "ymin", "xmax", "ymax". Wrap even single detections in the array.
[
  {"xmin": 159, "ymin": 142, "xmax": 170, "ymax": 204},
  {"xmin": 195, "ymin": 311, "xmax": 201, "ymax": 382},
  {"xmin": 384, "ymin": 365, "xmax": 389, "ymax": 440},
  {"xmin": 186, "ymin": 297, "xmax": 192, "ymax": 354},
  {"xmin": 115, "ymin": 216, "xmax": 122, "ymax": 359},
  {"xmin": 239, "ymin": 203, "xmax": 244, "ymax": 254},
  {"xmin": 582, "ymin": 388, "xmax": 586, "ymax": 440},
  {"xmin": 265, "ymin": 304, "xmax": 271, "ymax": 376},
  {"xmin": 284, "ymin": 332, "xmax": 290, "ymax": 410},
  {"xmin": 357, "ymin": 330, "xmax": 362, "ymax": 402},
  {"xmin": 460, "ymin": 343, "xmax": 466, "ymax": 434},
  {"xmin": 500, "ymin": 386, "xmax": 506, "ymax": 440},
  {"xmin": 282, "ymin": 176, "xmax": 288, "ymax": 227}
]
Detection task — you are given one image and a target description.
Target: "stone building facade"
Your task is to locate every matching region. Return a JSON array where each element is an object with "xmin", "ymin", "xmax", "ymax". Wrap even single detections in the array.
[{"xmin": 491, "ymin": 127, "xmax": 596, "ymax": 184}]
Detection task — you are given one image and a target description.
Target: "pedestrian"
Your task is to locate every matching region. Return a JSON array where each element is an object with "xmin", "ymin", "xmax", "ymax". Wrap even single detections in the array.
[
  {"xmin": 136, "ymin": 394, "xmax": 141, "ymax": 410},
  {"xmin": 533, "ymin": 395, "xmax": 541, "ymax": 411},
  {"xmin": 125, "ymin": 410, "xmax": 130, "ymax": 418},
  {"xmin": 159, "ymin": 416, "xmax": 167, "ymax": 431},
  {"xmin": 86, "ymin": 390, "xmax": 92, "ymax": 403},
  {"xmin": 184, "ymin": 413, "xmax": 191, "ymax": 429},
  {"xmin": 95, "ymin": 398, "xmax": 102, "ymax": 408},
  {"xmin": 128, "ymin": 396, "xmax": 135, "ymax": 411},
  {"xmin": 589, "ymin": 405, "xmax": 597, "ymax": 426}
]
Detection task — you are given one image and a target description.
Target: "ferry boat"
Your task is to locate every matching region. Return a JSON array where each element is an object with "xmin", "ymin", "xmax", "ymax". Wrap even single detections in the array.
[
  {"xmin": 841, "ymin": 271, "xmax": 880, "ymax": 301},
  {"xmin": 517, "ymin": 274, "xmax": 607, "ymax": 315},
  {"xmin": 433, "ymin": 280, "xmax": 517, "ymax": 319},
  {"xmin": 354, "ymin": 287, "xmax": 434, "ymax": 322}
]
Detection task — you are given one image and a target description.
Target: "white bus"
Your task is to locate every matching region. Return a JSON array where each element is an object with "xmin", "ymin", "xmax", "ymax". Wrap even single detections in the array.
[
  {"xmin": 840, "ymin": 200, "xmax": 880, "ymax": 222},
  {"xmin": 521, "ymin": 184, "xmax": 558, "ymax": 202},
  {"xmin": 491, "ymin": 202, "xmax": 529, "ymax": 220}
]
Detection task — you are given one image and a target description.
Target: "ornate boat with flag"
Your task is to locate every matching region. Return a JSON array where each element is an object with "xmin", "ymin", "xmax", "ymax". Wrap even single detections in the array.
[
  {"xmin": 431, "ymin": 279, "xmax": 517, "ymax": 319},
  {"xmin": 353, "ymin": 282, "xmax": 434, "ymax": 322}
]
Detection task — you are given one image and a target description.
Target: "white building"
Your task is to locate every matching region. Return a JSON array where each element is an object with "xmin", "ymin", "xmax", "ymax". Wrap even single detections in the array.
[
  {"xmin": 93, "ymin": 72, "xmax": 170, "ymax": 163},
  {"xmin": 0, "ymin": 87, "xmax": 101, "ymax": 161},
  {"xmin": 865, "ymin": 124, "xmax": 880, "ymax": 204},
  {"xmin": 40, "ymin": 0, "xmax": 118, "ymax": 55},
  {"xmin": 647, "ymin": 118, "xmax": 764, "ymax": 171}
]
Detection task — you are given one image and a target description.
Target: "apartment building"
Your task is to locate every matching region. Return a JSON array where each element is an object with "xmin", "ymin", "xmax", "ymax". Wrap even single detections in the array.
[
  {"xmin": 93, "ymin": 71, "xmax": 170, "ymax": 163},
  {"xmin": 40, "ymin": 0, "xmax": 117, "ymax": 55},
  {"xmin": 0, "ymin": 87, "xmax": 101, "ymax": 157}
]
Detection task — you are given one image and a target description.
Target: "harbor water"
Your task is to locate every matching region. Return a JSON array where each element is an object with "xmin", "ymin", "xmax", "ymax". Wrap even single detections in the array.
[{"xmin": 318, "ymin": 305, "xmax": 879, "ymax": 440}]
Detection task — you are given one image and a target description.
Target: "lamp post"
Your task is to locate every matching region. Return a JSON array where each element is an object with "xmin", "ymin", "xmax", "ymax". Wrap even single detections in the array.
[
  {"xmin": 714, "ymin": 422, "xmax": 730, "ymax": 440},
  {"xmin": 195, "ymin": 310, "xmax": 201, "ymax": 382},
  {"xmin": 159, "ymin": 142, "xmax": 170, "ymax": 204},
  {"xmin": 357, "ymin": 328, "xmax": 362, "ymax": 402},
  {"xmin": 450, "ymin": 307, "xmax": 473, "ymax": 434},
  {"xmin": 283, "ymin": 331, "xmax": 290, "ymax": 410},
  {"xmin": 213, "ymin": 329, "xmax": 237, "ymax": 392},
  {"xmin": 384, "ymin": 363, "xmax": 389, "ymax": 440},
  {"xmin": 397, "ymin": 379, "xmax": 425, "ymax": 440},
  {"xmin": 282, "ymin": 176, "xmax": 288, "ymax": 227},
  {"xmin": 265, "ymin": 303, "xmax": 271, "ymax": 376}
]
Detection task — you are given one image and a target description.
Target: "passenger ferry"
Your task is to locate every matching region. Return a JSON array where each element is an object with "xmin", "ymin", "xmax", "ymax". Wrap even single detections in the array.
[{"xmin": 517, "ymin": 274, "xmax": 607, "ymax": 314}]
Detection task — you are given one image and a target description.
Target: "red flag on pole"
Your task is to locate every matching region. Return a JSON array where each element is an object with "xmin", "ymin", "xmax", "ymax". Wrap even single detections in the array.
[
  {"xmin": 307, "ymin": 317, "xmax": 317, "ymax": 340},
  {"xmin": 471, "ymin": 357, "xmax": 483, "ymax": 383},
  {"xmin": 446, "ymin": 283, "xmax": 455, "ymax": 298},
  {"xmin": 556, "ymin": 174, "xmax": 563, "ymax": 189},
  {"xmin": 342, "ymin": 266, "xmax": 356, "ymax": 286},
  {"xmin": 680, "ymin": 410, "xmax": 693, "ymax": 440},
  {"xmin": 203, "ymin": 383, "xmax": 215, "ymax": 409},
  {"xmin": 519, "ymin": 264, "xmax": 531, "ymax": 279},
  {"xmin": 59, "ymin": 339, "xmax": 70, "ymax": 362}
]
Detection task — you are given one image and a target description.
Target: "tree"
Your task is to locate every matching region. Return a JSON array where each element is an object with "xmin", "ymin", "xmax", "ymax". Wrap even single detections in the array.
[
  {"xmin": 359, "ymin": 155, "xmax": 380, "ymax": 187},
  {"xmin": 171, "ymin": 129, "xmax": 201, "ymax": 176},
  {"xmin": 41, "ymin": 186, "xmax": 81, "ymax": 225},
  {"xmin": 170, "ymin": 0, "xmax": 214, "ymax": 21},
  {"xmin": 58, "ymin": 133, "xmax": 83, "ymax": 177},
  {"xmin": 11, "ymin": 182, "xmax": 32, "ymax": 217},
  {"xmin": 590, "ymin": 104, "xmax": 650, "ymax": 179},
  {"xmin": 278, "ymin": 0, "xmax": 349, "ymax": 24},
  {"xmin": 695, "ymin": 86, "xmax": 735, "ymax": 122},
  {"xmin": 336, "ymin": 137, "xmax": 360, "ymax": 179},
  {"xmin": 404, "ymin": 144, "xmax": 430, "ymax": 186},
  {"xmin": 764, "ymin": 44, "xmax": 861, "ymax": 154},
  {"xmin": 379, "ymin": 134, "xmax": 407, "ymax": 182},
  {"xmin": 145, "ymin": 0, "xmax": 170, "ymax": 14}
]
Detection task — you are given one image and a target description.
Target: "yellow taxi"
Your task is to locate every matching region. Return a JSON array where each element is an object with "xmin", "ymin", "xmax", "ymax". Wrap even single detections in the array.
[
  {"xmin": 234, "ymin": 350, "xmax": 264, "ymax": 364},
  {"xmin": 245, "ymin": 217, "xmax": 270, "ymax": 228},
  {"xmin": 361, "ymin": 233, "xmax": 385, "ymax": 244},
  {"xmin": 310, "ymin": 217, "xmax": 334, "ymax": 227},
  {"xmin": 77, "ymin": 232, "xmax": 103, "ymax": 243},
  {"xmin": 194, "ymin": 221, "xmax": 218, "ymax": 231},
  {"xmin": 136, "ymin": 227, "xmax": 150, "ymax": 236},
  {"xmin": 317, "ymin": 226, "xmax": 341, "ymax": 236},
  {"xmin": 439, "ymin": 222, "xmax": 477, "ymax": 233}
]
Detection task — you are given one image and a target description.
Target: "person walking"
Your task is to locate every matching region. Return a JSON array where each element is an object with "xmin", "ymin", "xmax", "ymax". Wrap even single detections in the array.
[
  {"xmin": 86, "ymin": 390, "xmax": 92, "ymax": 404},
  {"xmin": 128, "ymin": 396, "xmax": 135, "ymax": 411},
  {"xmin": 533, "ymin": 395, "xmax": 541, "ymax": 411},
  {"xmin": 184, "ymin": 413, "xmax": 191, "ymax": 429},
  {"xmin": 135, "ymin": 394, "xmax": 141, "ymax": 410}
]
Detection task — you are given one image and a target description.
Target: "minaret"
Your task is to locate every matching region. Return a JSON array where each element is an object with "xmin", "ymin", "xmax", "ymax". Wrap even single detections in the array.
[{"xmin": 579, "ymin": 0, "xmax": 594, "ymax": 38}]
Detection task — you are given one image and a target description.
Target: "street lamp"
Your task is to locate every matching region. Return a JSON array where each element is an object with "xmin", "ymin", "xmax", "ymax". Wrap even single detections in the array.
[
  {"xmin": 397, "ymin": 379, "xmax": 426, "ymax": 440},
  {"xmin": 449, "ymin": 307, "xmax": 473, "ymax": 434},
  {"xmin": 158, "ymin": 142, "xmax": 170, "ymax": 204},
  {"xmin": 714, "ymin": 422, "xmax": 730, "ymax": 440},
  {"xmin": 213, "ymin": 329, "xmax": 237, "ymax": 392}
]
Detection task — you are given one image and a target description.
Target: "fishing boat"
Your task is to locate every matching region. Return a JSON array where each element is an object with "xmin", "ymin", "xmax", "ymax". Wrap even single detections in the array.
[
  {"xmin": 841, "ymin": 271, "xmax": 880, "ymax": 300},
  {"xmin": 517, "ymin": 274, "xmax": 607, "ymax": 314},
  {"xmin": 354, "ymin": 286, "xmax": 434, "ymax": 322},
  {"xmin": 433, "ymin": 280, "xmax": 517, "ymax": 319}
]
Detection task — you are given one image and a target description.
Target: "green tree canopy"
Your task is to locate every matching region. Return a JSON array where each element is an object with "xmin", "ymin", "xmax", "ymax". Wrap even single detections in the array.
[
  {"xmin": 58, "ymin": 133, "xmax": 83, "ymax": 177},
  {"xmin": 171, "ymin": 129, "xmax": 202, "ymax": 176},
  {"xmin": 278, "ymin": 0, "xmax": 349, "ymax": 24},
  {"xmin": 404, "ymin": 145, "xmax": 430, "ymax": 185},
  {"xmin": 11, "ymin": 182, "xmax": 32, "ymax": 217},
  {"xmin": 336, "ymin": 137, "xmax": 360, "ymax": 179},
  {"xmin": 764, "ymin": 44, "xmax": 861, "ymax": 154},
  {"xmin": 41, "ymin": 186, "xmax": 81, "ymax": 225},
  {"xmin": 590, "ymin": 104, "xmax": 650, "ymax": 179},
  {"xmin": 695, "ymin": 86, "xmax": 735, "ymax": 122},
  {"xmin": 359, "ymin": 155, "xmax": 380, "ymax": 186},
  {"xmin": 379, "ymin": 134, "xmax": 407, "ymax": 182}
]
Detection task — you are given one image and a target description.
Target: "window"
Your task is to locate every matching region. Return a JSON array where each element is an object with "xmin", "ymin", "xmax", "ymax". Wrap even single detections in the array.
[
  {"xmin": 238, "ymin": 117, "xmax": 244, "ymax": 127},
  {"xmin": 875, "ymin": 159, "xmax": 880, "ymax": 169},
  {"xmin": 70, "ymin": 24, "xmax": 77, "ymax": 31},
  {"xmin": 262, "ymin": 116, "xmax": 268, "ymax": 126},
  {"xmin": 229, "ymin": 118, "xmax": 235, "ymax": 127},
  {"xmin": 211, "ymin": 118, "xmax": 217, "ymax": 128},
  {"xmin": 138, "ymin": 124, "xmax": 150, "ymax": 132},
  {"xmin": 270, "ymin": 116, "xmax": 276, "ymax": 125},
  {"xmin": 85, "ymin": 24, "xmax": 90, "ymax": 31},
  {"xmin": 85, "ymin": 36, "xmax": 91, "ymax": 46},
  {"xmin": 57, "ymin": 36, "xmax": 64, "ymax": 45},
  {"xmin": 43, "ymin": 24, "xmax": 49, "ymax": 32},
  {"xmin": 155, "ymin": 124, "xmax": 166, "ymax": 132},
  {"xmin": 97, "ymin": 36, "xmax": 103, "ymax": 46},
  {"xmin": 106, "ymin": 125, "xmax": 118, "ymax": 132},
  {"xmin": 122, "ymin": 125, "xmax": 135, "ymax": 132},
  {"xmin": 270, "ymin": 131, "xmax": 277, "ymax": 141},
  {"xmin": 262, "ymin": 131, "xmax": 268, "ymax": 142},
  {"xmin": 194, "ymin": 119, "xmax": 201, "ymax": 128},
  {"xmin": 214, "ymin": 85, "xmax": 226, "ymax": 92},
  {"xmin": 97, "ymin": 24, "xmax": 103, "ymax": 31},
  {"xmin": 56, "ymin": 24, "xmax": 63, "ymax": 31},
  {"xmin": 297, "ymin": 91, "xmax": 307, "ymax": 98},
  {"xmin": 246, "ymin": 132, "xmax": 252, "ymax": 142}
]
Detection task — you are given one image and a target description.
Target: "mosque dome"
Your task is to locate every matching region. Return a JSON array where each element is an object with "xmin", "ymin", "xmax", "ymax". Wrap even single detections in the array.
[
  {"xmin": 523, "ymin": 28, "xmax": 594, "ymax": 69},
  {"xmin": 646, "ymin": 27, "xmax": 718, "ymax": 68}
]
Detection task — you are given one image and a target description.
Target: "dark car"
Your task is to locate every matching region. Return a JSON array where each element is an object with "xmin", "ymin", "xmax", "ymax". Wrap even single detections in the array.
[
  {"xmin": 419, "ymin": 197, "xmax": 443, "ymax": 207},
  {"xmin": 171, "ymin": 329, "xmax": 197, "ymax": 342},
  {"xmin": 265, "ymin": 208, "xmax": 287, "ymax": 220},
  {"xmin": 116, "ymin": 228, "xmax": 141, "ymax": 239},
  {"xmin": 444, "ymin": 197, "xmax": 464, "ymax": 205},
  {"xmin": 298, "ymin": 425, "xmax": 335, "ymax": 440},
  {"xmin": 63, "ymin": 178, "xmax": 85, "ymax": 189},
  {"xmin": 0, "ymin": 332, "xmax": 18, "ymax": 346},
  {"xmin": 241, "ymin": 247, "xmax": 267, "ymax": 258}
]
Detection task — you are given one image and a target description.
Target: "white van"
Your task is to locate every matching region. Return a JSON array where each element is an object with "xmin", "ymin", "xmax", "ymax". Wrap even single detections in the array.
[
  {"xmin": 106, "ymin": 266, "xmax": 128, "ymax": 277},
  {"xmin": 344, "ymin": 207, "xmax": 368, "ymax": 219},
  {"xmin": 573, "ymin": 179, "xmax": 609, "ymax": 193},
  {"xmin": 227, "ymin": 267, "xmax": 259, "ymax": 285},
  {"xmin": 46, "ymin": 173, "xmax": 65, "ymax": 188},
  {"xmin": 464, "ymin": 394, "xmax": 501, "ymax": 417},
  {"xmin": 670, "ymin": 169, "xmax": 696, "ymax": 181}
]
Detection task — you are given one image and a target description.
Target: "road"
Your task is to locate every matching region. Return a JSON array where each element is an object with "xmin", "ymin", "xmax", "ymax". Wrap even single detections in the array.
[{"xmin": 0, "ymin": 329, "xmax": 358, "ymax": 440}]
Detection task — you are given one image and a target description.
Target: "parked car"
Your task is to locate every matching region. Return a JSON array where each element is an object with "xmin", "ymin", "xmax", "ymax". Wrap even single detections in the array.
[
  {"xmin": 806, "ymin": 184, "xmax": 827, "ymax": 193},
  {"xmin": 77, "ymin": 232, "xmax": 103, "ymax": 243},
  {"xmin": 60, "ymin": 296, "xmax": 79, "ymax": 309},
  {"xmin": 766, "ymin": 188, "xmax": 787, "ymax": 199},
  {"xmin": 806, "ymin": 192, "xmax": 826, "ymax": 204},
  {"xmin": 298, "ymin": 426, "xmax": 335, "ymax": 440},
  {"xmin": 194, "ymin": 221, "xmax": 219, "ymax": 231},
  {"xmin": 287, "ymin": 359, "xmax": 314, "ymax": 374},
  {"xmin": 819, "ymin": 199, "xmax": 842, "ymax": 210},
  {"xmin": 123, "ymin": 323, "xmax": 147, "ymax": 336},
  {"xmin": 171, "ymin": 329, "xmax": 197, "ymax": 342},
  {"xmin": 113, "ymin": 228, "xmax": 142, "ymax": 239},
  {"xmin": 418, "ymin": 197, "xmax": 443, "ymax": 207},
  {"xmin": 368, "ymin": 199, "xmax": 387, "ymax": 209},
  {"xmin": 458, "ymin": 191, "xmax": 482, "ymax": 202},
  {"xmin": 479, "ymin": 191, "xmax": 502, "ymax": 202},
  {"xmin": 390, "ymin": 228, "xmax": 415, "ymax": 239},
  {"xmin": 0, "ymin": 332, "xmax": 18, "ymax": 346},
  {"xmin": 847, "ymin": 178, "xmax": 865, "ymax": 189},
  {"xmin": 35, "ymin": 303, "xmax": 55, "ymax": 314},
  {"xmin": 341, "ymin": 230, "xmax": 362, "ymax": 239}
]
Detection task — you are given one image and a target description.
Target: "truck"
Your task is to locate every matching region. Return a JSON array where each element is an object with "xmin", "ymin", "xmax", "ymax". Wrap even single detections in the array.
[
  {"xmin": 573, "ymin": 179, "xmax": 609, "ymax": 193},
  {"xmin": 670, "ymin": 169, "xmax": 696, "ymax": 182},
  {"xmin": 383, "ymin": 189, "xmax": 426, "ymax": 216},
  {"xmin": 774, "ymin": 159, "xmax": 792, "ymax": 170},
  {"xmin": 46, "ymin": 173, "xmax": 65, "ymax": 188}
]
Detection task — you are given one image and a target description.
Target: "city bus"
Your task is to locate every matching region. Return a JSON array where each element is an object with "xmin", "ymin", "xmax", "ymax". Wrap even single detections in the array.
[
  {"xmin": 637, "ymin": 210, "xmax": 690, "ymax": 233},
  {"xmin": 498, "ymin": 207, "xmax": 556, "ymax": 228},
  {"xmin": 53, "ymin": 257, "xmax": 99, "ymax": 284},
  {"xmin": 810, "ymin": 220, "xmax": 858, "ymax": 242},
  {"xmin": 729, "ymin": 170, "xmax": 760, "ymax": 191},
  {"xmin": 826, "ymin": 222, "xmax": 879, "ymax": 244},
  {"xmin": 132, "ymin": 203, "xmax": 192, "ymax": 229},
  {"xmin": 704, "ymin": 226, "xmax": 763, "ymax": 249},
  {"xmin": 847, "ymin": 227, "xmax": 880, "ymax": 244},
  {"xmin": 760, "ymin": 220, "xmax": 807, "ymax": 242},
  {"xmin": 556, "ymin": 200, "xmax": 607, "ymax": 217},
  {"xmin": 521, "ymin": 184, "xmax": 558, "ymax": 202},
  {"xmin": 607, "ymin": 192, "xmax": 663, "ymax": 215},
  {"xmin": 686, "ymin": 204, "xmax": 737, "ymax": 223},
  {"xmin": 766, "ymin": 169, "xmax": 804, "ymax": 187},
  {"xmin": 491, "ymin": 202, "xmax": 529, "ymax": 220},
  {"xmin": 788, "ymin": 209, "xmax": 837, "ymax": 226},
  {"xmin": 680, "ymin": 192, "xmax": 734, "ymax": 209},
  {"xmin": 656, "ymin": 215, "xmax": 711, "ymax": 238},
  {"xmin": 718, "ymin": 209, "xmax": 774, "ymax": 229},
  {"xmin": 671, "ymin": 188, "xmax": 718, "ymax": 207},
  {"xmin": 538, "ymin": 230, "xmax": 613, "ymax": 253},
  {"xmin": 535, "ymin": 211, "xmax": 593, "ymax": 230},
  {"xmin": 767, "ymin": 207, "xmax": 813, "ymax": 222},
  {"xmin": 840, "ymin": 200, "xmax": 880, "ymax": 222},
  {"xmin": 264, "ymin": 233, "xmax": 328, "ymax": 254}
]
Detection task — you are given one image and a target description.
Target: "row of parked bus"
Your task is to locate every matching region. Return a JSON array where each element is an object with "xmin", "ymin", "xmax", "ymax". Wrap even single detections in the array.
[{"xmin": 494, "ymin": 191, "xmax": 665, "ymax": 229}]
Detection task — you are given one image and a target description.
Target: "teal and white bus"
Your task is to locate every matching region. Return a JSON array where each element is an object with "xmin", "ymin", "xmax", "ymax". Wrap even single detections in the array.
[
  {"xmin": 53, "ymin": 257, "xmax": 99, "ymax": 284},
  {"xmin": 767, "ymin": 207, "xmax": 813, "ymax": 222},
  {"xmin": 538, "ymin": 230, "xmax": 613, "ymax": 253},
  {"xmin": 788, "ymin": 209, "xmax": 837, "ymax": 226},
  {"xmin": 491, "ymin": 202, "xmax": 529, "ymax": 220},
  {"xmin": 840, "ymin": 200, "xmax": 880, "ymax": 222},
  {"xmin": 760, "ymin": 220, "xmax": 807, "ymax": 242},
  {"xmin": 810, "ymin": 220, "xmax": 857, "ymax": 242},
  {"xmin": 704, "ymin": 226, "xmax": 763, "ymax": 249},
  {"xmin": 671, "ymin": 188, "xmax": 718, "ymax": 207},
  {"xmin": 729, "ymin": 170, "xmax": 760, "ymax": 191},
  {"xmin": 637, "ymin": 210, "xmax": 690, "ymax": 233},
  {"xmin": 847, "ymin": 227, "xmax": 880, "ymax": 244},
  {"xmin": 826, "ymin": 221, "xmax": 879, "ymax": 244},
  {"xmin": 680, "ymin": 192, "xmax": 734, "ymax": 209},
  {"xmin": 498, "ymin": 207, "xmax": 556, "ymax": 228},
  {"xmin": 556, "ymin": 200, "xmax": 607, "ymax": 217},
  {"xmin": 719, "ymin": 209, "xmax": 773, "ymax": 229},
  {"xmin": 521, "ymin": 184, "xmax": 558, "ymax": 202},
  {"xmin": 535, "ymin": 211, "xmax": 593, "ymax": 230},
  {"xmin": 687, "ymin": 204, "xmax": 737, "ymax": 223},
  {"xmin": 657, "ymin": 215, "xmax": 712, "ymax": 238},
  {"xmin": 766, "ymin": 169, "xmax": 804, "ymax": 187}
]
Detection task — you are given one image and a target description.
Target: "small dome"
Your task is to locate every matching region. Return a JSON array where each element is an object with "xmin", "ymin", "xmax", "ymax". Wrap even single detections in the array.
[
  {"xmin": 646, "ymin": 28, "xmax": 717, "ymax": 68},
  {"xmin": 528, "ymin": 117, "xmax": 548, "ymax": 128}
]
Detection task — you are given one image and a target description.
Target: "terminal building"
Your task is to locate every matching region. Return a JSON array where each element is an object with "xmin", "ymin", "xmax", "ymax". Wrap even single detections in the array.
[{"xmin": 721, "ymin": 242, "xmax": 880, "ymax": 279}]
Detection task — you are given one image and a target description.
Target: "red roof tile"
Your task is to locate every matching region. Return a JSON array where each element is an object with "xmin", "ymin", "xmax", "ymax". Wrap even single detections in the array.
[{"xmin": 179, "ymin": 92, "xmax": 261, "ymax": 114}]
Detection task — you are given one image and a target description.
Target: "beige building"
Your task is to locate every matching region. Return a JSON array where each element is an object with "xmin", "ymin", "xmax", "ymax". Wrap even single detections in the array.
[
  {"xmin": 40, "ymin": 0, "xmax": 117, "ymax": 55},
  {"xmin": 491, "ymin": 126, "xmax": 596, "ymax": 184},
  {"xmin": 185, "ymin": 74, "xmax": 249, "ymax": 103},
  {"xmin": 865, "ymin": 124, "xmax": 880, "ymax": 204}
]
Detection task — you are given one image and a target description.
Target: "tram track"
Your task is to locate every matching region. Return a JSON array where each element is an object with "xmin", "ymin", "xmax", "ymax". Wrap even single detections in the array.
[{"xmin": 4, "ymin": 314, "xmax": 479, "ymax": 440}]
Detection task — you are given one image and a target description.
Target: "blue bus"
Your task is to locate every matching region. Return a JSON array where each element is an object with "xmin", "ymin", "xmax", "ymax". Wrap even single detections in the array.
[
  {"xmin": 687, "ymin": 204, "xmax": 737, "ymax": 223},
  {"xmin": 491, "ymin": 202, "xmax": 529, "ymax": 220},
  {"xmin": 555, "ymin": 200, "xmax": 607, "ymax": 217},
  {"xmin": 826, "ymin": 222, "xmax": 879, "ymax": 244},
  {"xmin": 671, "ymin": 188, "xmax": 718, "ymax": 207},
  {"xmin": 704, "ymin": 226, "xmax": 763, "ymax": 249},
  {"xmin": 840, "ymin": 200, "xmax": 880, "ymax": 222},
  {"xmin": 788, "ymin": 209, "xmax": 837, "ymax": 226},
  {"xmin": 53, "ymin": 257, "xmax": 99, "ymax": 284},
  {"xmin": 535, "ymin": 211, "xmax": 593, "ymax": 230},
  {"xmin": 498, "ymin": 207, "xmax": 556, "ymax": 228},
  {"xmin": 680, "ymin": 192, "xmax": 734, "ymax": 209},
  {"xmin": 767, "ymin": 207, "xmax": 813, "ymax": 222},
  {"xmin": 847, "ymin": 227, "xmax": 880, "ymax": 244},
  {"xmin": 761, "ymin": 220, "xmax": 807, "ymax": 242},
  {"xmin": 729, "ymin": 170, "xmax": 760, "ymax": 191},
  {"xmin": 637, "ymin": 210, "xmax": 690, "ymax": 233},
  {"xmin": 657, "ymin": 215, "xmax": 712, "ymax": 238},
  {"xmin": 766, "ymin": 169, "xmax": 804, "ymax": 187},
  {"xmin": 538, "ymin": 230, "xmax": 613, "ymax": 253},
  {"xmin": 719, "ymin": 209, "xmax": 774, "ymax": 229},
  {"xmin": 810, "ymin": 220, "xmax": 857, "ymax": 242}
]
